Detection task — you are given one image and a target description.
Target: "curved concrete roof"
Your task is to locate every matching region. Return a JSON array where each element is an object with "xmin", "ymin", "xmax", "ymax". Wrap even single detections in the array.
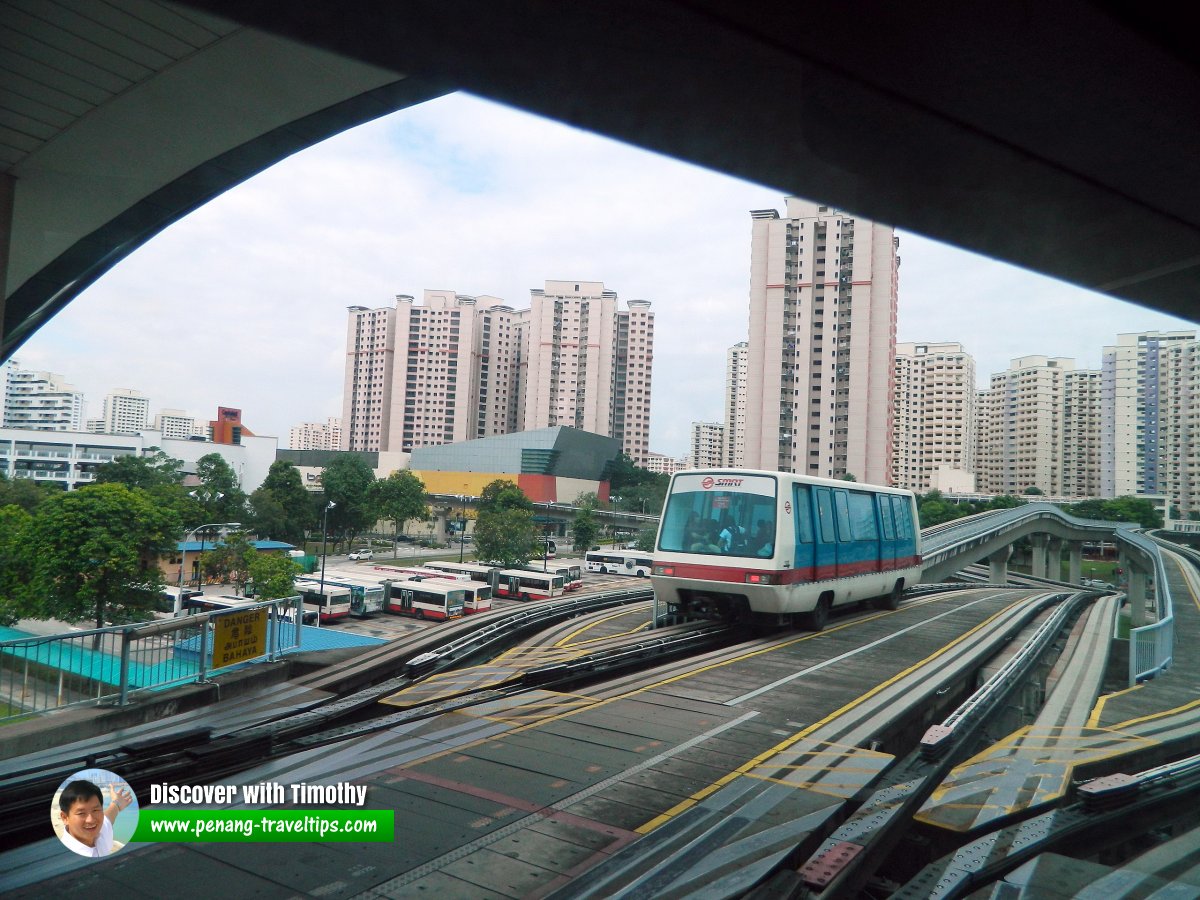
[
  {"xmin": 3, "ymin": 1, "xmax": 1198, "ymax": 359},
  {"xmin": 0, "ymin": 0, "xmax": 449, "ymax": 358}
]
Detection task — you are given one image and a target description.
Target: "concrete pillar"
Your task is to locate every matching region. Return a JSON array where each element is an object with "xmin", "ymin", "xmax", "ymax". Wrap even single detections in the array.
[
  {"xmin": 1047, "ymin": 537, "xmax": 1064, "ymax": 581},
  {"xmin": 1030, "ymin": 534, "xmax": 1049, "ymax": 579},
  {"xmin": 1128, "ymin": 566, "xmax": 1147, "ymax": 628},
  {"xmin": 1068, "ymin": 541, "xmax": 1083, "ymax": 585},
  {"xmin": 989, "ymin": 544, "xmax": 1013, "ymax": 584}
]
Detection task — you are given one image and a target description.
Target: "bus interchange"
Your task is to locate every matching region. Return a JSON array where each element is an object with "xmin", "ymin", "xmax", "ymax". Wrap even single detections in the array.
[{"xmin": 8, "ymin": 549, "xmax": 1200, "ymax": 898}]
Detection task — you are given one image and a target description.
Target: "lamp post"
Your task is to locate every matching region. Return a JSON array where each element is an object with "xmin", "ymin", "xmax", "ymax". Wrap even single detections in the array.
[
  {"xmin": 458, "ymin": 494, "xmax": 467, "ymax": 564},
  {"xmin": 317, "ymin": 501, "xmax": 336, "ymax": 629},
  {"xmin": 176, "ymin": 520, "xmax": 240, "ymax": 616}
]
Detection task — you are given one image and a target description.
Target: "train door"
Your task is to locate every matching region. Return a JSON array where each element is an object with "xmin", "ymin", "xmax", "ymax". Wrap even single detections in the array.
[
  {"xmin": 832, "ymin": 489, "xmax": 854, "ymax": 577},
  {"xmin": 878, "ymin": 493, "xmax": 899, "ymax": 569},
  {"xmin": 792, "ymin": 483, "xmax": 815, "ymax": 578},
  {"xmin": 813, "ymin": 487, "xmax": 837, "ymax": 580}
]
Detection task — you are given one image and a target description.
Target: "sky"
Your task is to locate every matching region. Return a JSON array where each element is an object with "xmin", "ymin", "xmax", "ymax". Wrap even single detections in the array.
[{"xmin": 12, "ymin": 92, "xmax": 1198, "ymax": 458}]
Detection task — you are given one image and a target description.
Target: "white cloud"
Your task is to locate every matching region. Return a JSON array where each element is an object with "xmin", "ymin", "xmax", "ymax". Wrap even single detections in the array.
[{"xmin": 14, "ymin": 92, "xmax": 1196, "ymax": 458}]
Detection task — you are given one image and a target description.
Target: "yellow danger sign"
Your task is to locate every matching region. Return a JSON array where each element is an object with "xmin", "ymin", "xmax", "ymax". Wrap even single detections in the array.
[{"xmin": 212, "ymin": 608, "xmax": 267, "ymax": 667}]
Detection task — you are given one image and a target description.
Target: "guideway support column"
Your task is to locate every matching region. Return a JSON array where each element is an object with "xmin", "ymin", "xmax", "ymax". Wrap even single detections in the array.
[
  {"xmin": 1069, "ymin": 541, "xmax": 1083, "ymax": 585},
  {"xmin": 989, "ymin": 544, "xmax": 1013, "ymax": 584},
  {"xmin": 1030, "ymin": 534, "xmax": 1049, "ymax": 579},
  {"xmin": 1047, "ymin": 537, "xmax": 1064, "ymax": 581}
]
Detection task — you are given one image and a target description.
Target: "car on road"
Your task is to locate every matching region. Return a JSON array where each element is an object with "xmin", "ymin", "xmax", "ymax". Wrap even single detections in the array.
[{"xmin": 348, "ymin": 548, "xmax": 374, "ymax": 561}]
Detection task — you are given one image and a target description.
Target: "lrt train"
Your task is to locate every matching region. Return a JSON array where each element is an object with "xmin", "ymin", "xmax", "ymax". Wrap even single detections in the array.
[{"xmin": 650, "ymin": 470, "xmax": 922, "ymax": 630}]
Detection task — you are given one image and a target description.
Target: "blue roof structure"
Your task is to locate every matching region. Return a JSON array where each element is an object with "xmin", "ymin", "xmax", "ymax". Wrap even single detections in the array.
[{"xmin": 176, "ymin": 538, "xmax": 296, "ymax": 552}]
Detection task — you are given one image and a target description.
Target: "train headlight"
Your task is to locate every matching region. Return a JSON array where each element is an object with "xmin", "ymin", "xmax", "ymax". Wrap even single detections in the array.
[
  {"xmin": 653, "ymin": 565, "xmax": 674, "ymax": 576},
  {"xmin": 745, "ymin": 573, "xmax": 777, "ymax": 585}
]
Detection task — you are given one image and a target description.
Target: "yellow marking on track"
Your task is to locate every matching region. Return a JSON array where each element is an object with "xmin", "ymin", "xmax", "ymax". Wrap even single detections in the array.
[
  {"xmin": 1109, "ymin": 696, "xmax": 1200, "ymax": 731},
  {"xmin": 635, "ymin": 594, "xmax": 1032, "ymax": 833},
  {"xmin": 1087, "ymin": 683, "xmax": 1144, "ymax": 727},
  {"xmin": 556, "ymin": 608, "xmax": 652, "ymax": 647}
]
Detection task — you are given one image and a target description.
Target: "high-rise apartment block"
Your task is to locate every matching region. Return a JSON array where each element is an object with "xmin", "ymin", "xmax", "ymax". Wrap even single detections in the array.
[
  {"xmin": 975, "ymin": 356, "xmax": 1075, "ymax": 496},
  {"xmin": 2, "ymin": 359, "xmax": 85, "ymax": 431},
  {"xmin": 643, "ymin": 452, "xmax": 689, "ymax": 476},
  {"xmin": 1100, "ymin": 331, "xmax": 1196, "ymax": 498},
  {"xmin": 342, "ymin": 281, "xmax": 654, "ymax": 461},
  {"xmin": 102, "ymin": 389, "xmax": 150, "ymax": 435},
  {"xmin": 341, "ymin": 303, "xmax": 398, "ymax": 452},
  {"xmin": 744, "ymin": 198, "xmax": 897, "ymax": 483},
  {"xmin": 1157, "ymin": 340, "xmax": 1200, "ymax": 516},
  {"xmin": 690, "ymin": 422, "xmax": 725, "ymax": 469},
  {"xmin": 289, "ymin": 417, "xmax": 343, "ymax": 451},
  {"xmin": 724, "ymin": 342, "xmax": 748, "ymax": 467},
  {"xmin": 892, "ymin": 342, "xmax": 975, "ymax": 492},
  {"xmin": 154, "ymin": 409, "xmax": 203, "ymax": 440},
  {"xmin": 1061, "ymin": 370, "xmax": 1103, "ymax": 499}
]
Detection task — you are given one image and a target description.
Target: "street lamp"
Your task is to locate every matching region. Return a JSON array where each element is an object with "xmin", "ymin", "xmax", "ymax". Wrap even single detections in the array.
[
  {"xmin": 317, "ymin": 501, "xmax": 336, "ymax": 629},
  {"xmin": 458, "ymin": 494, "xmax": 468, "ymax": 564},
  {"xmin": 175, "ymin": 521, "xmax": 241, "ymax": 616}
]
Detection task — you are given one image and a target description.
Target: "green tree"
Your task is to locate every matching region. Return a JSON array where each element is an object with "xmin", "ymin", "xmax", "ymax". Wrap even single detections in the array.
[
  {"xmin": 475, "ymin": 479, "xmax": 537, "ymax": 566},
  {"xmin": 247, "ymin": 552, "xmax": 301, "ymax": 600},
  {"xmin": 195, "ymin": 453, "xmax": 248, "ymax": 522},
  {"xmin": 259, "ymin": 460, "xmax": 314, "ymax": 543},
  {"xmin": 571, "ymin": 492, "xmax": 601, "ymax": 552},
  {"xmin": 319, "ymin": 455, "xmax": 377, "ymax": 547},
  {"xmin": 370, "ymin": 470, "xmax": 429, "ymax": 553},
  {"xmin": 0, "ymin": 505, "xmax": 34, "ymax": 625},
  {"xmin": 201, "ymin": 532, "xmax": 257, "ymax": 595},
  {"xmin": 25, "ymin": 483, "xmax": 180, "ymax": 629},
  {"xmin": 0, "ymin": 474, "xmax": 56, "ymax": 513},
  {"xmin": 1023, "ymin": 486, "xmax": 1044, "ymax": 495},
  {"xmin": 93, "ymin": 448, "xmax": 183, "ymax": 490},
  {"xmin": 247, "ymin": 487, "xmax": 289, "ymax": 541},
  {"xmin": 840, "ymin": 473, "xmax": 858, "ymax": 482},
  {"xmin": 634, "ymin": 526, "xmax": 657, "ymax": 552}
]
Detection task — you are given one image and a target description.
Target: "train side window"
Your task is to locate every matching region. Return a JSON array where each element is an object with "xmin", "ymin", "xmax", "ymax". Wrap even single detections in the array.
[
  {"xmin": 815, "ymin": 487, "xmax": 836, "ymax": 542},
  {"xmin": 833, "ymin": 491, "xmax": 851, "ymax": 542},
  {"xmin": 879, "ymin": 495, "xmax": 896, "ymax": 540},
  {"xmin": 794, "ymin": 484, "xmax": 814, "ymax": 543},
  {"xmin": 848, "ymin": 492, "xmax": 878, "ymax": 540},
  {"xmin": 892, "ymin": 496, "xmax": 913, "ymax": 540}
]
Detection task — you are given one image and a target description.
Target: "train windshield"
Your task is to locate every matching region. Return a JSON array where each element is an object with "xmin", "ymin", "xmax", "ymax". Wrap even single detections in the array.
[{"xmin": 659, "ymin": 473, "xmax": 777, "ymax": 557}]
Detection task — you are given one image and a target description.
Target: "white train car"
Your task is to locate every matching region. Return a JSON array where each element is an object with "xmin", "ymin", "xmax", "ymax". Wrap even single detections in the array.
[{"xmin": 651, "ymin": 469, "xmax": 922, "ymax": 630}]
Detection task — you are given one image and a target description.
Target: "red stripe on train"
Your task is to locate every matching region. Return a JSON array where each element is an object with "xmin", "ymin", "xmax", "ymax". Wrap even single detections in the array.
[{"xmin": 657, "ymin": 556, "xmax": 921, "ymax": 584}]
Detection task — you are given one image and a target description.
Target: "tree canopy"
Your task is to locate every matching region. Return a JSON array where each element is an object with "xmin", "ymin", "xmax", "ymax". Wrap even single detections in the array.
[
  {"xmin": 370, "ymin": 470, "xmax": 429, "ymax": 541},
  {"xmin": 475, "ymin": 479, "xmax": 538, "ymax": 566},
  {"xmin": 571, "ymin": 492, "xmax": 601, "ymax": 552},
  {"xmin": 24, "ymin": 483, "xmax": 180, "ymax": 629},
  {"xmin": 319, "ymin": 455, "xmax": 377, "ymax": 543},
  {"xmin": 194, "ymin": 453, "xmax": 249, "ymax": 523},
  {"xmin": 257, "ymin": 460, "xmax": 314, "ymax": 543},
  {"xmin": 247, "ymin": 552, "xmax": 302, "ymax": 600}
]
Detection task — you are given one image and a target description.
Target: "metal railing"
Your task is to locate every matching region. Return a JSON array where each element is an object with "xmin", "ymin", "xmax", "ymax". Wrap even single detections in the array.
[{"xmin": 0, "ymin": 596, "xmax": 303, "ymax": 722}]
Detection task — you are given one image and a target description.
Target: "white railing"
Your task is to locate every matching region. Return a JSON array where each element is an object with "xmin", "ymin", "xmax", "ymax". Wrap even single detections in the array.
[{"xmin": 0, "ymin": 597, "xmax": 303, "ymax": 722}]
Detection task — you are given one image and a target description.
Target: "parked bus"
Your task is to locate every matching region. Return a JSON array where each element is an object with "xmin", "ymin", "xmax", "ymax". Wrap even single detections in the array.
[
  {"xmin": 494, "ymin": 568, "xmax": 566, "ymax": 601},
  {"xmin": 520, "ymin": 559, "xmax": 584, "ymax": 591},
  {"xmin": 292, "ymin": 579, "xmax": 354, "ymax": 622},
  {"xmin": 188, "ymin": 593, "xmax": 317, "ymax": 625},
  {"xmin": 585, "ymin": 550, "xmax": 654, "ymax": 577},
  {"xmin": 372, "ymin": 563, "xmax": 471, "ymax": 581},
  {"xmin": 385, "ymin": 579, "xmax": 469, "ymax": 621},
  {"xmin": 304, "ymin": 573, "xmax": 387, "ymax": 617},
  {"xmin": 401, "ymin": 574, "xmax": 494, "ymax": 614},
  {"xmin": 422, "ymin": 561, "xmax": 498, "ymax": 583}
]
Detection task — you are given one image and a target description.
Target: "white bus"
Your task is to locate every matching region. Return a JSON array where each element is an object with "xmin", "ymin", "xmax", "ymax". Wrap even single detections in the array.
[
  {"xmin": 422, "ymin": 561, "xmax": 498, "ymax": 583},
  {"xmin": 292, "ymin": 579, "xmax": 354, "ymax": 622},
  {"xmin": 494, "ymin": 569, "xmax": 566, "ymax": 601},
  {"xmin": 585, "ymin": 550, "xmax": 653, "ymax": 577},
  {"xmin": 520, "ymin": 559, "xmax": 584, "ymax": 591},
  {"xmin": 385, "ymin": 579, "xmax": 470, "ymax": 621}
]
